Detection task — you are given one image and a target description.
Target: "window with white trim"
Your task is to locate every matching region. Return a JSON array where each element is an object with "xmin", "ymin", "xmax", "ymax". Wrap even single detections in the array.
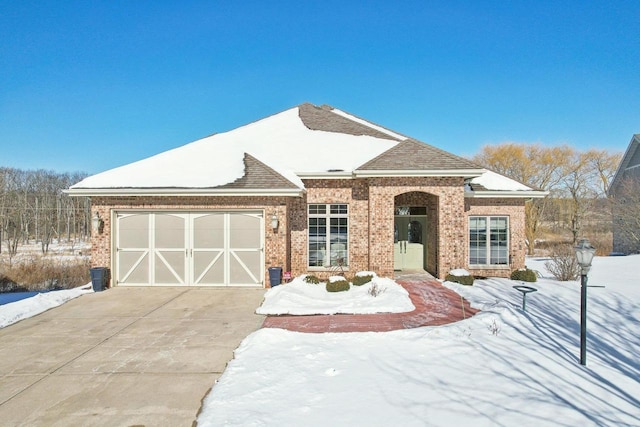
[
  {"xmin": 469, "ymin": 216, "xmax": 509, "ymax": 265},
  {"xmin": 308, "ymin": 204, "xmax": 348, "ymax": 267}
]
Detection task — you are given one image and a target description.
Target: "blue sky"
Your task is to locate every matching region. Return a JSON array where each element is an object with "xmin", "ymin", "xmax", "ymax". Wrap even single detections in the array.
[{"xmin": 1, "ymin": 1, "xmax": 638, "ymax": 174}]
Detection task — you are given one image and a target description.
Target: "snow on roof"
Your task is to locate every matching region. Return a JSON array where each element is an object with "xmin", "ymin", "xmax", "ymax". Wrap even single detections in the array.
[
  {"xmin": 71, "ymin": 107, "xmax": 399, "ymax": 190},
  {"xmin": 470, "ymin": 170, "xmax": 533, "ymax": 191}
]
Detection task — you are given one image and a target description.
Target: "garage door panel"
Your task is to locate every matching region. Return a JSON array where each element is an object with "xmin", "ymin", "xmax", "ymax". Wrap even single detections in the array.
[
  {"xmin": 229, "ymin": 251, "xmax": 261, "ymax": 285},
  {"xmin": 118, "ymin": 251, "xmax": 149, "ymax": 284},
  {"xmin": 229, "ymin": 214, "xmax": 262, "ymax": 248},
  {"xmin": 193, "ymin": 214, "xmax": 224, "ymax": 248},
  {"xmin": 155, "ymin": 214, "xmax": 186, "ymax": 248},
  {"xmin": 155, "ymin": 251, "xmax": 186, "ymax": 285},
  {"xmin": 118, "ymin": 214, "xmax": 149, "ymax": 248},
  {"xmin": 193, "ymin": 250, "xmax": 225, "ymax": 285}
]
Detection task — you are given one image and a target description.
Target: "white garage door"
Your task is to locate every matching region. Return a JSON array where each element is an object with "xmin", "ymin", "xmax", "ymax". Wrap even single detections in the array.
[{"xmin": 115, "ymin": 211, "xmax": 264, "ymax": 287}]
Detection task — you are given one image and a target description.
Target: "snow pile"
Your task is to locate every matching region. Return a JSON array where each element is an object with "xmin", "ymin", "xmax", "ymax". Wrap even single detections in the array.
[
  {"xmin": 199, "ymin": 255, "xmax": 640, "ymax": 426},
  {"xmin": 256, "ymin": 274, "xmax": 414, "ymax": 315},
  {"xmin": 470, "ymin": 170, "xmax": 532, "ymax": 191},
  {"xmin": 447, "ymin": 268, "xmax": 471, "ymax": 276},
  {"xmin": 0, "ymin": 284, "xmax": 93, "ymax": 328}
]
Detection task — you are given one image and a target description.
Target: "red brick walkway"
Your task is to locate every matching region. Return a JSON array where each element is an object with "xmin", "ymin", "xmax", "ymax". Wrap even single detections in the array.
[{"xmin": 261, "ymin": 272, "xmax": 478, "ymax": 333}]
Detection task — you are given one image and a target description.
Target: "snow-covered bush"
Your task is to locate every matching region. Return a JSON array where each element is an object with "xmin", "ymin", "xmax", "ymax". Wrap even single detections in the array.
[
  {"xmin": 445, "ymin": 269, "xmax": 474, "ymax": 286},
  {"xmin": 304, "ymin": 275, "xmax": 320, "ymax": 284},
  {"xmin": 352, "ymin": 274, "xmax": 374, "ymax": 286},
  {"xmin": 510, "ymin": 268, "xmax": 537, "ymax": 282},
  {"xmin": 326, "ymin": 279, "xmax": 350, "ymax": 292}
]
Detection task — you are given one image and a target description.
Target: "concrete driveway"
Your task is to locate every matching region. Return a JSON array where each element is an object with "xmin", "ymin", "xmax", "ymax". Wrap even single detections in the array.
[{"xmin": 0, "ymin": 287, "xmax": 265, "ymax": 426}]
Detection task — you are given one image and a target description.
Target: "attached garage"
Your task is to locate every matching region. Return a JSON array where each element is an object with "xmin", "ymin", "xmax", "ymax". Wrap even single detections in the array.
[{"xmin": 115, "ymin": 211, "xmax": 264, "ymax": 287}]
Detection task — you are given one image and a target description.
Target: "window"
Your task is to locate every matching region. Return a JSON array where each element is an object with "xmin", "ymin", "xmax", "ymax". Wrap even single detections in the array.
[
  {"xmin": 308, "ymin": 204, "xmax": 348, "ymax": 267},
  {"xmin": 469, "ymin": 216, "xmax": 509, "ymax": 265}
]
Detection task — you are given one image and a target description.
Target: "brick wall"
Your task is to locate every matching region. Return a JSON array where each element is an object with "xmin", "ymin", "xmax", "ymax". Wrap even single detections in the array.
[
  {"xmin": 92, "ymin": 181, "xmax": 527, "ymax": 285},
  {"xmin": 464, "ymin": 198, "xmax": 527, "ymax": 278},
  {"xmin": 367, "ymin": 177, "xmax": 466, "ymax": 279},
  {"xmin": 290, "ymin": 179, "xmax": 371, "ymax": 278}
]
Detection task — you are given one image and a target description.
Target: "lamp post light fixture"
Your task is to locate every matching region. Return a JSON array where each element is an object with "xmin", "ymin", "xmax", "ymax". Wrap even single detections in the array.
[{"xmin": 574, "ymin": 238, "xmax": 596, "ymax": 366}]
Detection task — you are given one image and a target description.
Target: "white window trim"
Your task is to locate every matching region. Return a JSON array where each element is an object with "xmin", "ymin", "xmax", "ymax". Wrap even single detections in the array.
[
  {"xmin": 307, "ymin": 204, "xmax": 349, "ymax": 269},
  {"xmin": 469, "ymin": 216, "xmax": 510, "ymax": 267}
]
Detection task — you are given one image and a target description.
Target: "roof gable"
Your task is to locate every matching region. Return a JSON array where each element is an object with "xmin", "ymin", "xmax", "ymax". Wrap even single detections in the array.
[
  {"xmin": 220, "ymin": 153, "xmax": 299, "ymax": 190},
  {"xmin": 357, "ymin": 139, "xmax": 480, "ymax": 171}
]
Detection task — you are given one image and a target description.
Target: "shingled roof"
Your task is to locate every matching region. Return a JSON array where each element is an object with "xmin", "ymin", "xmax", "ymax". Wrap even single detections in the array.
[
  {"xmin": 69, "ymin": 103, "xmax": 540, "ymax": 196},
  {"xmin": 357, "ymin": 138, "xmax": 481, "ymax": 171},
  {"xmin": 298, "ymin": 103, "xmax": 403, "ymax": 141},
  {"xmin": 219, "ymin": 153, "xmax": 300, "ymax": 190}
]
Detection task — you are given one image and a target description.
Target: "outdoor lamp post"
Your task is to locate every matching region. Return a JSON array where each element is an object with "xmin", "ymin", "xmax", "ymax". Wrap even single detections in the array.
[{"xmin": 575, "ymin": 238, "xmax": 596, "ymax": 366}]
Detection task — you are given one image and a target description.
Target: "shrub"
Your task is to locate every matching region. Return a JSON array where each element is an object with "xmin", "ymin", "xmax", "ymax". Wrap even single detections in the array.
[
  {"xmin": 368, "ymin": 282, "xmax": 386, "ymax": 297},
  {"xmin": 510, "ymin": 268, "xmax": 537, "ymax": 282},
  {"xmin": 326, "ymin": 279, "xmax": 350, "ymax": 292},
  {"xmin": 545, "ymin": 245, "xmax": 580, "ymax": 281},
  {"xmin": 445, "ymin": 273, "xmax": 475, "ymax": 286},
  {"xmin": 303, "ymin": 275, "xmax": 320, "ymax": 284},
  {"xmin": 352, "ymin": 274, "xmax": 373, "ymax": 286},
  {"xmin": 0, "ymin": 257, "xmax": 90, "ymax": 291}
]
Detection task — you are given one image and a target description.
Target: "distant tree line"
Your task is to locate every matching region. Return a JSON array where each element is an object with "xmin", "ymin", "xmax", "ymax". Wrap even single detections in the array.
[
  {"xmin": 0, "ymin": 167, "xmax": 90, "ymax": 258},
  {"xmin": 472, "ymin": 143, "xmax": 622, "ymax": 255}
]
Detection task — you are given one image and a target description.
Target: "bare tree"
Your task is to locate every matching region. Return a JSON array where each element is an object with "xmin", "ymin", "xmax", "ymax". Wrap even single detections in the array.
[
  {"xmin": 473, "ymin": 143, "xmax": 621, "ymax": 253},
  {"xmin": 473, "ymin": 143, "xmax": 572, "ymax": 254},
  {"xmin": 560, "ymin": 152, "xmax": 597, "ymax": 243},
  {"xmin": 0, "ymin": 167, "xmax": 90, "ymax": 257}
]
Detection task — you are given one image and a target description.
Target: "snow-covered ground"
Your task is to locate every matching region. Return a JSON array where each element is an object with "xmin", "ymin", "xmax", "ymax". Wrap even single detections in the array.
[
  {"xmin": 1, "ymin": 254, "xmax": 638, "ymax": 425},
  {"xmin": 0, "ymin": 284, "xmax": 92, "ymax": 328},
  {"xmin": 198, "ymin": 256, "xmax": 640, "ymax": 426},
  {"xmin": 256, "ymin": 273, "xmax": 414, "ymax": 315}
]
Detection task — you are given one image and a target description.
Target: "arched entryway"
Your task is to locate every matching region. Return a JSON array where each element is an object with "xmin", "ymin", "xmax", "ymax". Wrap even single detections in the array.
[{"xmin": 394, "ymin": 192, "xmax": 439, "ymax": 276}]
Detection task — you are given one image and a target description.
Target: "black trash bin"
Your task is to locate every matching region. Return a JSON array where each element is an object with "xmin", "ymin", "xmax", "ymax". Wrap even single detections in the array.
[
  {"xmin": 268, "ymin": 267, "xmax": 282, "ymax": 287},
  {"xmin": 89, "ymin": 267, "xmax": 108, "ymax": 292}
]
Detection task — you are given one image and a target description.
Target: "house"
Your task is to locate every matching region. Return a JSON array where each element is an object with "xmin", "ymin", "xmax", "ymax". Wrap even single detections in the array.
[
  {"xmin": 68, "ymin": 103, "xmax": 546, "ymax": 287},
  {"xmin": 608, "ymin": 134, "xmax": 640, "ymax": 254}
]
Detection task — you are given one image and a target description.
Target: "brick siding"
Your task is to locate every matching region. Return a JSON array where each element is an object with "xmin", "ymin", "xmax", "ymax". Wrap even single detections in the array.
[{"xmin": 92, "ymin": 179, "xmax": 525, "ymax": 286}]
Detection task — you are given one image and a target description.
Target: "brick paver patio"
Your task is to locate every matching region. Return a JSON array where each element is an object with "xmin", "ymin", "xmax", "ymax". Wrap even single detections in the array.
[{"xmin": 261, "ymin": 271, "xmax": 478, "ymax": 333}]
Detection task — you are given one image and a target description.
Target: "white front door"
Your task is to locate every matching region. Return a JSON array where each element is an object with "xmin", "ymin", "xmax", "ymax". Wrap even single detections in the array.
[
  {"xmin": 115, "ymin": 211, "xmax": 263, "ymax": 286},
  {"xmin": 394, "ymin": 215, "xmax": 427, "ymax": 271}
]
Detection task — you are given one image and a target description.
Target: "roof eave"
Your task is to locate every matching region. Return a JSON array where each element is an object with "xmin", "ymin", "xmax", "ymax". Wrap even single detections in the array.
[
  {"xmin": 355, "ymin": 169, "xmax": 486, "ymax": 178},
  {"xmin": 465, "ymin": 190, "xmax": 549, "ymax": 199},
  {"xmin": 65, "ymin": 188, "xmax": 305, "ymax": 197},
  {"xmin": 296, "ymin": 171, "xmax": 355, "ymax": 180}
]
